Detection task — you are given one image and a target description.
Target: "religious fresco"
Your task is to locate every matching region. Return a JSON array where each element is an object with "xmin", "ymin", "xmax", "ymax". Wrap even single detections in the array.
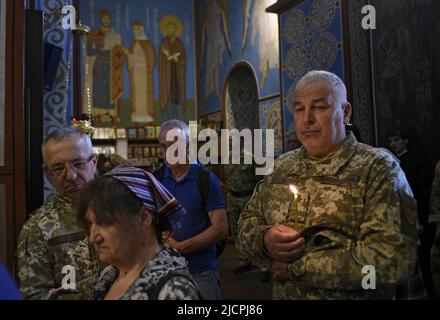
[
  {"xmin": 280, "ymin": 0, "xmax": 345, "ymax": 151},
  {"xmin": 80, "ymin": 0, "xmax": 196, "ymax": 126},
  {"xmin": 224, "ymin": 65, "xmax": 259, "ymax": 131},
  {"xmin": 196, "ymin": 0, "xmax": 280, "ymax": 115},
  {"xmin": 371, "ymin": 0, "xmax": 440, "ymax": 151},
  {"xmin": 259, "ymin": 96, "xmax": 283, "ymax": 156}
]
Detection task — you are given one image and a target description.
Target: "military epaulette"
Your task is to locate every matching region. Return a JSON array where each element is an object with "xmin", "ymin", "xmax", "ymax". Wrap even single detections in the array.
[
  {"xmin": 47, "ymin": 231, "xmax": 87, "ymax": 247},
  {"xmin": 321, "ymin": 176, "xmax": 360, "ymax": 185}
]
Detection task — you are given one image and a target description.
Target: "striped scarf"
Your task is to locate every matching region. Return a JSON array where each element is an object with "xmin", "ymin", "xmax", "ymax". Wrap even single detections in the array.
[{"xmin": 104, "ymin": 166, "xmax": 183, "ymax": 222}]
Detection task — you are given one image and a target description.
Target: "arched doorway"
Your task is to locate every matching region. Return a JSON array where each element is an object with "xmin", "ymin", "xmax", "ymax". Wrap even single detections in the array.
[{"xmin": 223, "ymin": 63, "xmax": 259, "ymax": 131}]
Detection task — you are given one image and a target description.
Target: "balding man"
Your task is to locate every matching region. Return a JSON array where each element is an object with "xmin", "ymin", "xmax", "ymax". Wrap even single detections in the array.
[{"xmin": 17, "ymin": 127, "xmax": 100, "ymax": 299}]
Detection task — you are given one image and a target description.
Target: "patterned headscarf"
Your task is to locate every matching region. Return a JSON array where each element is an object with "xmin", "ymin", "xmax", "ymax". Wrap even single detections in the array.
[{"xmin": 104, "ymin": 166, "xmax": 183, "ymax": 225}]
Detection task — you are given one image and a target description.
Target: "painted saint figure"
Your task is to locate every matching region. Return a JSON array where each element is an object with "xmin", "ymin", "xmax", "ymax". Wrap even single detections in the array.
[
  {"xmin": 87, "ymin": 9, "xmax": 125, "ymax": 117},
  {"xmin": 159, "ymin": 16, "xmax": 187, "ymax": 121},
  {"xmin": 126, "ymin": 21, "xmax": 156, "ymax": 123}
]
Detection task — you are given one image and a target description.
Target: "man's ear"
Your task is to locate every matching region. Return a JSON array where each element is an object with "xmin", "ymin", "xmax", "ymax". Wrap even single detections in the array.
[{"xmin": 343, "ymin": 102, "xmax": 352, "ymax": 124}]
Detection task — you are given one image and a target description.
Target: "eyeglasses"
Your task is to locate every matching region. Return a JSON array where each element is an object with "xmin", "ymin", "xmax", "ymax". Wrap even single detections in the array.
[{"xmin": 46, "ymin": 155, "xmax": 95, "ymax": 177}]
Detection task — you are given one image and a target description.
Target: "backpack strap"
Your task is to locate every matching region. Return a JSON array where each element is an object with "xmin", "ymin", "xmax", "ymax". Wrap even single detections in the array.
[
  {"xmin": 196, "ymin": 165, "xmax": 211, "ymax": 206},
  {"xmin": 147, "ymin": 272, "xmax": 202, "ymax": 300}
]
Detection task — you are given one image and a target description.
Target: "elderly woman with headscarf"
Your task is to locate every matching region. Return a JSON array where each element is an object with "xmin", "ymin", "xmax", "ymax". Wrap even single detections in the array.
[{"xmin": 77, "ymin": 166, "xmax": 200, "ymax": 300}]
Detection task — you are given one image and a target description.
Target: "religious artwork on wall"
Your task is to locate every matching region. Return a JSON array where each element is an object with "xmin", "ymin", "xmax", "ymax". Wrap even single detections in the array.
[
  {"xmin": 87, "ymin": 9, "xmax": 126, "ymax": 118},
  {"xmin": 224, "ymin": 65, "xmax": 259, "ymax": 131},
  {"xmin": 259, "ymin": 96, "xmax": 283, "ymax": 156},
  {"xmin": 279, "ymin": 0, "xmax": 345, "ymax": 152},
  {"xmin": 159, "ymin": 15, "xmax": 187, "ymax": 121},
  {"xmin": 199, "ymin": 0, "xmax": 232, "ymax": 108},
  {"xmin": 242, "ymin": 0, "xmax": 279, "ymax": 90},
  {"xmin": 196, "ymin": 0, "xmax": 281, "ymax": 116},
  {"xmin": 371, "ymin": 0, "xmax": 440, "ymax": 151},
  {"xmin": 81, "ymin": 0, "xmax": 196, "ymax": 127},
  {"xmin": 127, "ymin": 21, "xmax": 155, "ymax": 123}
]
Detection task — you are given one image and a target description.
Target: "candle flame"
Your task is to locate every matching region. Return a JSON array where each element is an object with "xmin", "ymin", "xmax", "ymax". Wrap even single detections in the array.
[{"xmin": 289, "ymin": 185, "xmax": 298, "ymax": 196}]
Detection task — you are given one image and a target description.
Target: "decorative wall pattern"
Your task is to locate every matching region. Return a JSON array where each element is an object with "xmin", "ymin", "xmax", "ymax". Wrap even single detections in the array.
[
  {"xmin": 280, "ymin": 0, "xmax": 345, "ymax": 151},
  {"xmin": 35, "ymin": 0, "xmax": 74, "ymax": 199},
  {"xmin": 347, "ymin": 0, "xmax": 374, "ymax": 145},
  {"xmin": 259, "ymin": 96, "xmax": 283, "ymax": 156},
  {"xmin": 371, "ymin": 0, "xmax": 440, "ymax": 150}
]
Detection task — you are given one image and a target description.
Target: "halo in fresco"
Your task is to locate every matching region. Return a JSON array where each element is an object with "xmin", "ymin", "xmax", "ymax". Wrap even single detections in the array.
[
  {"xmin": 285, "ymin": 45, "xmax": 308, "ymax": 80},
  {"xmin": 311, "ymin": 32, "xmax": 337, "ymax": 70},
  {"xmin": 284, "ymin": 9, "xmax": 306, "ymax": 45},
  {"xmin": 308, "ymin": 0, "xmax": 335, "ymax": 32}
]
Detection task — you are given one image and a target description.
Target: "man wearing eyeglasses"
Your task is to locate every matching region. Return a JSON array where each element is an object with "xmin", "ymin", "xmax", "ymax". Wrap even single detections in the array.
[{"xmin": 16, "ymin": 127, "xmax": 100, "ymax": 299}]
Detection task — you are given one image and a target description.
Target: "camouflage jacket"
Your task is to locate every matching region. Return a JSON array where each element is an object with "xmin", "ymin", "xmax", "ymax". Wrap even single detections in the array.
[
  {"xmin": 17, "ymin": 194, "xmax": 100, "ymax": 299},
  {"xmin": 237, "ymin": 133, "xmax": 418, "ymax": 299},
  {"xmin": 93, "ymin": 247, "xmax": 200, "ymax": 300}
]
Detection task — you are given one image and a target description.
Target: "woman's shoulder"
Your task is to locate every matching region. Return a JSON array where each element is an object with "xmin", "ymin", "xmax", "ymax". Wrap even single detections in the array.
[{"xmin": 157, "ymin": 274, "xmax": 200, "ymax": 300}]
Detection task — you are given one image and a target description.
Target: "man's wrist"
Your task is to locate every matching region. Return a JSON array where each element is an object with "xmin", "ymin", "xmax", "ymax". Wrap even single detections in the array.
[{"xmin": 261, "ymin": 226, "xmax": 272, "ymax": 258}]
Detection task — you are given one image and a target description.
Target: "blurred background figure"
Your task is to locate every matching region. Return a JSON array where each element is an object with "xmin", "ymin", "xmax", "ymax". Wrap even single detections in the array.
[{"xmin": 388, "ymin": 126, "xmax": 436, "ymax": 298}]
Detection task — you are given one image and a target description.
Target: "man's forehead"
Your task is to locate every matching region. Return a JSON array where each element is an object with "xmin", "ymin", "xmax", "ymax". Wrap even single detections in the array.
[
  {"xmin": 44, "ymin": 137, "xmax": 89, "ymax": 162},
  {"xmin": 294, "ymin": 83, "xmax": 333, "ymax": 102}
]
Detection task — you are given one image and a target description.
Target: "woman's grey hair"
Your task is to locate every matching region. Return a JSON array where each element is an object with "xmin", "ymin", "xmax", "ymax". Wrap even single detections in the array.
[
  {"xmin": 158, "ymin": 119, "xmax": 190, "ymax": 144},
  {"xmin": 42, "ymin": 127, "xmax": 94, "ymax": 161},
  {"xmin": 294, "ymin": 70, "xmax": 348, "ymax": 105}
]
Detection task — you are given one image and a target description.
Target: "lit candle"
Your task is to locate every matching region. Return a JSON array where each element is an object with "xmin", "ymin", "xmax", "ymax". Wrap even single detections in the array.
[{"xmin": 289, "ymin": 185, "xmax": 299, "ymax": 226}]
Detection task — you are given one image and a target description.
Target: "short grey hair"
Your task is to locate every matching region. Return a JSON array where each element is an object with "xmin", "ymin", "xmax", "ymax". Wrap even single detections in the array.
[
  {"xmin": 294, "ymin": 70, "xmax": 348, "ymax": 105},
  {"xmin": 42, "ymin": 127, "xmax": 94, "ymax": 161},
  {"xmin": 158, "ymin": 119, "xmax": 190, "ymax": 144}
]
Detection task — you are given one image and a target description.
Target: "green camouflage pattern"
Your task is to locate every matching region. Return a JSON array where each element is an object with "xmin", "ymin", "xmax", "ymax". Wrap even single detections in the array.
[
  {"xmin": 237, "ymin": 133, "xmax": 418, "ymax": 299},
  {"xmin": 430, "ymin": 160, "xmax": 440, "ymax": 297},
  {"xmin": 17, "ymin": 194, "xmax": 100, "ymax": 299},
  {"xmin": 223, "ymin": 158, "xmax": 268, "ymax": 269}
]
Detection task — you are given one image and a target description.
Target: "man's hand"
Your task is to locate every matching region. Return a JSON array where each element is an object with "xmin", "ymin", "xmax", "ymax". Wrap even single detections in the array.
[
  {"xmin": 271, "ymin": 260, "xmax": 289, "ymax": 281},
  {"xmin": 263, "ymin": 224, "xmax": 305, "ymax": 261}
]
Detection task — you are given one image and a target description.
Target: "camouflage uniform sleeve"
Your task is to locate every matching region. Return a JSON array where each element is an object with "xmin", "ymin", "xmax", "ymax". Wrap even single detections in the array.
[
  {"xmin": 286, "ymin": 157, "xmax": 418, "ymax": 290},
  {"xmin": 17, "ymin": 220, "xmax": 57, "ymax": 299},
  {"xmin": 17, "ymin": 220, "xmax": 93, "ymax": 300},
  {"xmin": 236, "ymin": 179, "xmax": 271, "ymax": 261}
]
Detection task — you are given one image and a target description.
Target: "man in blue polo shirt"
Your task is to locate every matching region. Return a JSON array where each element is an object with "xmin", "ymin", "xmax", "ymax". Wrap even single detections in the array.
[{"xmin": 157, "ymin": 119, "xmax": 228, "ymax": 300}]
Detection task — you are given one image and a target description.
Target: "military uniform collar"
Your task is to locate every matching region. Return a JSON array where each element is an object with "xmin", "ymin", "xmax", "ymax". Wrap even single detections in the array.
[
  {"xmin": 290, "ymin": 132, "xmax": 358, "ymax": 177},
  {"xmin": 50, "ymin": 193, "xmax": 74, "ymax": 208}
]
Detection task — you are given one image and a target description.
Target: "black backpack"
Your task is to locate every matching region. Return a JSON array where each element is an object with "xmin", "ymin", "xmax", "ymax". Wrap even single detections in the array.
[{"xmin": 153, "ymin": 165, "xmax": 227, "ymax": 257}]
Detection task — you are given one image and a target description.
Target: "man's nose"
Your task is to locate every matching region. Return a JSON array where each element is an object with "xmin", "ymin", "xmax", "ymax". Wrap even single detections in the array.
[
  {"xmin": 304, "ymin": 108, "xmax": 315, "ymax": 125},
  {"xmin": 65, "ymin": 164, "xmax": 78, "ymax": 181}
]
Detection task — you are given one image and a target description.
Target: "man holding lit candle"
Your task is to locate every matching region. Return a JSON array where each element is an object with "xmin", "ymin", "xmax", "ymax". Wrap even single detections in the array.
[{"xmin": 237, "ymin": 70, "xmax": 418, "ymax": 299}]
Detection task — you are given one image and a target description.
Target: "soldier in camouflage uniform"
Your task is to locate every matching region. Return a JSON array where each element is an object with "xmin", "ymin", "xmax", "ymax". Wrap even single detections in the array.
[
  {"xmin": 430, "ymin": 160, "xmax": 440, "ymax": 298},
  {"xmin": 237, "ymin": 71, "xmax": 418, "ymax": 299},
  {"xmin": 16, "ymin": 128, "xmax": 100, "ymax": 299},
  {"xmin": 223, "ymin": 150, "xmax": 269, "ymax": 280}
]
